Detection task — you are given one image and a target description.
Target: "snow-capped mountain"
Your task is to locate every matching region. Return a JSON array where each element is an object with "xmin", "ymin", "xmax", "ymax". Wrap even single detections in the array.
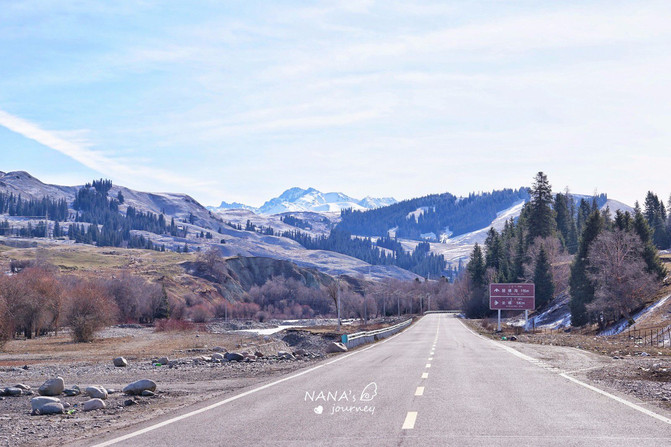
[
  {"xmin": 209, "ymin": 187, "xmax": 397, "ymax": 215},
  {"xmin": 215, "ymin": 201, "xmax": 257, "ymax": 212}
]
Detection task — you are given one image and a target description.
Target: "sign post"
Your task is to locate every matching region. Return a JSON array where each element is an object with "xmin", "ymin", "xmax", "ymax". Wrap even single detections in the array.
[{"xmin": 489, "ymin": 283, "xmax": 535, "ymax": 332}]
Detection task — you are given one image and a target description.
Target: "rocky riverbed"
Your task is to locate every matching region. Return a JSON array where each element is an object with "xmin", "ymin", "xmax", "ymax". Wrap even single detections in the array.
[{"xmin": 0, "ymin": 325, "xmax": 332, "ymax": 447}]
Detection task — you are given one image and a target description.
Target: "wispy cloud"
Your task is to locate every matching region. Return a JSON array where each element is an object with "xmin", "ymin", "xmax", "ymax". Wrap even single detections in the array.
[{"xmin": 0, "ymin": 108, "xmax": 214, "ymax": 194}]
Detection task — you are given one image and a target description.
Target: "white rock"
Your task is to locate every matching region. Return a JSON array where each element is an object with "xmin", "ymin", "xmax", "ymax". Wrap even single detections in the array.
[
  {"xmin": 113, "ymin": 357, "xmax": 128, "ymax": 367},
  {"xmin": 123, "ymin": 379, "xmax": 157, "ymax": 395},
  {"xmin": 31, "ymin": 396, "xmax": 63, "ymax": 415},
  {"xmin": 38, "ymin": 377, "xmax": 65, "ymax": 396},
  {"xmin": 37, "ymin": 402, "xmax": 64, "ymax": 415},
  {"xmin": 326, "ymin": 342, "xmax": 348, "ymax": 353},
  {"xmin": 86, "ymin": 386, "xmax": 108, "ymax": 400},
  {"xmin": 83, "ymin": 398, "xmax": 106, "ymax": 411}
]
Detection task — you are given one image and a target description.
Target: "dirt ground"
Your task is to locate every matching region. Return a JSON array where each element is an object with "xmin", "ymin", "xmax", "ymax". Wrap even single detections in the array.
[
  {"xmin": 465, "ymin": 319, "xmax": 671, "ymax": 413},
  {"xmin": 0, "ymin": 326, "xmax": 327, "ymax": 447}
]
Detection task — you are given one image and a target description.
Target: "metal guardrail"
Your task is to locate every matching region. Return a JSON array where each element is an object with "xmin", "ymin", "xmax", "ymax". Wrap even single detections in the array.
[
  {"xmin": 341, "ymin": 318, "xmax": 413, "ymax": 349},
  {"xmin": 423, "ymin": 310, "xmax": 460, "ymax": 315}
]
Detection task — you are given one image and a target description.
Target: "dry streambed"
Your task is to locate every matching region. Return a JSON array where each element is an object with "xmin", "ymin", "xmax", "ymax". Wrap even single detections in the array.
[{"xmin": 0, "ymin": 326, "xmax": 334, "ymax": 447}]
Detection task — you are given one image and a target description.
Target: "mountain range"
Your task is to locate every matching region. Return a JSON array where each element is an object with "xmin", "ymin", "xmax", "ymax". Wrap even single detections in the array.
[
  {"xmin": 209, "ymin": 187, "xmax": 397, "ymax": 214},
  {"xmin": 0, "ymin": 170, "xmax": 635, "ymax": 279}
]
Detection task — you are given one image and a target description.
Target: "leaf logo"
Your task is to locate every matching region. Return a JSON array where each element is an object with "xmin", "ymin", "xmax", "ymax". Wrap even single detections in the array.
[{"xmin": 359, "ymin": 382, "xmax": 378, "ymax": 402}]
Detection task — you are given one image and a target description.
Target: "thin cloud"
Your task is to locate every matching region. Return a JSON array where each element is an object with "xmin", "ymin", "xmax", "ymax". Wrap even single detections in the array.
[{"xmin": 0, "ymin": 108, "xmax": 213, "ymax": 194}]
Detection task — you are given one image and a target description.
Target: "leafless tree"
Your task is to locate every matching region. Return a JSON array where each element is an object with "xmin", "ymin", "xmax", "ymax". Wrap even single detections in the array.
[
  {"xmin": 0, "ymin": 291, "xmax": 10, "ymax": 349},
  {"xmin": 587, "ymin": 230, "xmax": 659, "ymax": 324},
  {"xmin": 65, "ymin": 279, "xmax": 118, "ymax": 342}
]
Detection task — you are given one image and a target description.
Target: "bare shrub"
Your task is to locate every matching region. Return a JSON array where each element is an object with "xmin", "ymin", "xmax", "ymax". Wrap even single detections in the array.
[
  {"xmin": 0, "ymin": 294, "xmax": 10, "ymax": 349},
  {"xmin": 106, "ymin": 272, "xmax": 166, "ymax": 323},
  {"xmin": 255, "ymin": 310, "xmax": 269, "ymax": 322},
  {"xmin": 189, "ymin": 303, "xmax": 214, "ymax": 323},
  {"xmin": 1, "ymin": 266, "xmax": 63, "ymax": 338},
  {"xmin": 230, "ymin": 302, "xmax": 260, "ymax": 319},
  {"xmin": 65, "ymin": 280, "xmax": 118, "ymax": 342},
  {"xmin": 168, "ymin": 297, "xmax": 187, "ymax": 320},
  {"xmin": 155, "ymin": 318, "xmax": 194, "ymax": 332}
]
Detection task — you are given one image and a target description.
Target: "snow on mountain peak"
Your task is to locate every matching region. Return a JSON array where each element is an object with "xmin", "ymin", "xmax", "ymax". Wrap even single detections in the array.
[{"xmin": 209, "ymin": 187, "xmax": 398, "ymax": 215}]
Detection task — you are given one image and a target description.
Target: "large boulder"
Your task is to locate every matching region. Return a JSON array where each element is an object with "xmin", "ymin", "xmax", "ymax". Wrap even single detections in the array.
[
  {"xmin": 224, "ymin": 352, "xmax": 244, "ymax": 362},
  {"xmin": 86, "ymin": 386, "xmax": 108, "ymax": 400},
  {"xmin": 83, "ymin": 398, "xmax": 106, "ymax": 411},
  {"xmin": 37, "ymin": 402, "xmax": 64, "ymax": 415},
  {"xmin": 113, "ymin": 357, "xmax": 128, "ymax": 367},
  {"xmin": 326, "ymin": 342, "xmax": 348, "ymax": 353},
  {"xmin": 211, "ymin": 353, "xmax": 225, "ymax": 361},
  {"xmin": 212, "ymin": 346, "xmax": 225, "ymax": 352},
  {"xmin": 123, "ymin": 379, "xmax": 157, "ymax": 396},
  {"xmin": 31, "ymin": 396, "xmax": 62, "ymax": 415},
  {"xmin": 156, "ymin": 357, "xmax": 170, "ymax": 365},
  {"xmin": 38, "ymin": 377, "xmax": 65, "ymax": 396}
]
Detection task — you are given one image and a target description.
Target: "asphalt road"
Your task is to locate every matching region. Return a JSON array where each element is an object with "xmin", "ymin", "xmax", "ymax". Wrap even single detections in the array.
[{"xmin": 91, "ymin": 314, "xmax": 671, "ymax": 446}]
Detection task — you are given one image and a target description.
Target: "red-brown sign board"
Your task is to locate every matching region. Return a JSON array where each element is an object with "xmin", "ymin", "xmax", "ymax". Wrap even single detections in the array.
[{"xmin": 489, "ymin": 283, "xmax": 535, "ymax": 310}]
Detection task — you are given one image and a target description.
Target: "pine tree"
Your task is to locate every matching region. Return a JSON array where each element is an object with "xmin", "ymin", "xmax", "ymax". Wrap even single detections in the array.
[
  {"xmin": 512, "ymin": 229, "xmax": 526, "ymax": 281},
  {"xmin": 484, "ymin": 228, "xmax": 503, "ymax": 270},
  {"xmin": 633, "ymin": 208, "xmax": 667, "ymax": 279},
  {"xmin": 569, "ymin": 211, "xmax": 604, "ymax": 326},
  {"xmin": 154, "ymin": 285, "xmax": 170, "ymax": 320},
  {"xmin": 465, "ymin": 243, "xmax": 488, "ymax": 318},
  {"xmin": 554, "ymin": 193, "xmax": 571, "ymax": 246},
  {"xmin": 533, "ymin": 246, "xmax": 554, "ymax": 308},
  {"xmin": 576, "ymin": 199, "xmax": 592, "ymax": 235},
  {"xmin": 526, "ymin": 172, "xmax": 556, "ymax": 244}
]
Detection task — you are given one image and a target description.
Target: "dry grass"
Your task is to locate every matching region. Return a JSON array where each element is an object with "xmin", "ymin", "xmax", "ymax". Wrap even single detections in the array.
[
  {"xmin": 0, "ymin": 327, "xmax": 262, "ymax": 366},
  {"xmin": 464, "ymin": 318, "xmax": 671, "ymax": 357},
  {"xmin": 0, "ymin": 241, "xmax": 194, "ymax": 274}
]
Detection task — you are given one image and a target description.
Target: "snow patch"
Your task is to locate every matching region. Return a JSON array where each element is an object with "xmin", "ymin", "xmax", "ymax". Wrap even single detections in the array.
[{"xmin": 599, "ymin": 293, "xmax": 671, "ymax": 336}]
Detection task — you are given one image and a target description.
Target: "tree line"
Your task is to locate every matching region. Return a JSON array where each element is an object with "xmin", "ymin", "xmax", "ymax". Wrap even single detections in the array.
[
  {"xmin": 279, "ymin": 228, "xmax": 449, "ymax": 278},
  {"xmin": 463, "ymin": 172, "xmax": 667, "ymax": 329},
  {"xmin": 0, "ymin": 261, "xmax": 169, "ymax": 345},
  {"xmin": 337, "ymin": 188, "xmax": 530, "ymax": 240}
]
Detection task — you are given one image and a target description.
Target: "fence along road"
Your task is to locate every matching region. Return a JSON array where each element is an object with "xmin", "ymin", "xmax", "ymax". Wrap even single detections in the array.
[{"xmin": 88, "ymin": 314, "xmax": 671, "ymax": 447}]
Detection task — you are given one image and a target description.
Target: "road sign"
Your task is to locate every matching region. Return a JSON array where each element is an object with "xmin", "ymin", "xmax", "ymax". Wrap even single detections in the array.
[{"xmin": 489, "ymin": 283, "xmax": 535, "ymax": 310}]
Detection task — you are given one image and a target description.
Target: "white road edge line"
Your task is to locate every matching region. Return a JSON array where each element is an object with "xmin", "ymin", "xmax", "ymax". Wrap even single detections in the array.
[
  {"xmin": 402, "ymin": 411, "xmax": 418, "ymax": 429},
  {"xmin": 91, "ymin": 322, "xmax": 414, "ymax": 447},
  {"xmin": 559, "ymin": 373, "xmax": 671, "ymax": 425},
  {"xmin": 456, "ymin": 318, "xmax": 671, "ymax": 426}
]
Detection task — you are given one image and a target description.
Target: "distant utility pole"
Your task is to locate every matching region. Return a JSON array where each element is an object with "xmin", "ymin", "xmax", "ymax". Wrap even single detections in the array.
[{"xmin": 337, "ymin": 277, "xmax": 341, "ymax": 331}]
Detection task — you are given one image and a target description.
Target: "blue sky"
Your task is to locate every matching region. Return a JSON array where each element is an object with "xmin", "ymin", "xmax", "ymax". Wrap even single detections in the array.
[{"xmin": 1, "ymin": 0, "xmax": 670, "ymax": 207}]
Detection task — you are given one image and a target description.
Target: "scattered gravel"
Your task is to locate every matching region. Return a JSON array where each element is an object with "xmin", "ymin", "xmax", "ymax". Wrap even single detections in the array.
[{"xmin": 0, "ymin": 351, "xmax": 324, "ymax": 446}]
